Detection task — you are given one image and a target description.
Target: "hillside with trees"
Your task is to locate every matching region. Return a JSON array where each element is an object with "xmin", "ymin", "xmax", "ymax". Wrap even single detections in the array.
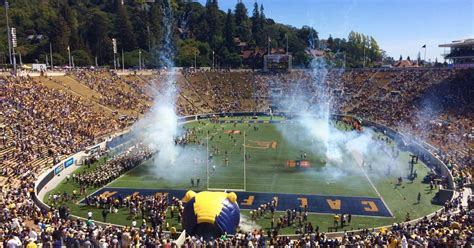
[{"xmin": 0, "ymin": 0, "xmax": 387, "ymax": 68}]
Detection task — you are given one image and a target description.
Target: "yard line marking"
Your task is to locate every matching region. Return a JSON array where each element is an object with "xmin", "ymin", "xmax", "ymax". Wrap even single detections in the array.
[{"xmin": 351, "ymin": 150, "xmax": 394, "ymax": 218}]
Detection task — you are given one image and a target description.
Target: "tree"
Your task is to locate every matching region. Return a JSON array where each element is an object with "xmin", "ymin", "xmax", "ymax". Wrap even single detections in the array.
[
  {"xmin": 176, "ymin": 39, "xmax": 209, "ymax": 67},
  {"xmin": 381, "ymin": 50, "xmax": 394, "ymax": 65},
  {"xmin": 49, "ymin": 15, "xmax": 71, "ymax": 56},
  {"xmin": 298, "ymin": 26, "xmax": 319, "ymax": 49},
  {"xmin": 51, "ymin": 53, "xmax": 66, "ymax": 65},
  {"xmin": 205, "ymin": 0, "xmax": 221, "ymax": 46},
  {"xmin": 86, "ymin": 11, "xmax": 112, "ymax": 65},
  {"xmin": 195, "ymin": 12, "xmax": 211, "ymax": 42},
  {"xmin": 251, "ymin": 2, "xmax": 261, "ymax": 46},
  {"xmin": 327, "ymin": 35, "xmax": 334, "ymax": 51},
  {"xmin": 399, "ymin": 55, "xmax": 403, "ymax": 61},
  {"xmin": 234, "ymin": 1, "xmax": 251, "ymax": 42},
  {"xmin": 344, "ymin": 31, "xmax": 381, "ymax": 67},
  {"xmin": 407, "ymin": 56, "xmax": 411, "ymax": 61},
  {"xmin": 71, "ymin": 50, "xmax": 92, "ymax": 66},
  {"xmin": 0, "ymin": 0, "xmax": 388, "ymax": 68},
  {"xmin": 115, "ymin": 3, "xmax": 136, "ymax": 51},
  {"xmin": 149, "ymin": 2, "xmax": 163, "ymax": 49},
  {"xmin": 368, "ymin": 36, "xmax": 381, "ymax": 66},
  {"xmin": 224, "ymin": 9, "xmax": 235, "ymax": 52},
  {"xmin": 131, "ymin": 7, "xmax": 148, "ymax": 50},
  {"xmin": 60, "ymin": 2, "xmax": 82, "ymax": 50}
]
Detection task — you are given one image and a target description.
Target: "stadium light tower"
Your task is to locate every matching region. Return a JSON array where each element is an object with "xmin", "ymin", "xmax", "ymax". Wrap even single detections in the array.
[
  {"xmin": 5, "ymin": 1, "xmax": 12, "ymax": 65},
  {"xmin": 67, "ymin": 46, "xmax": 71, "ymax": 67},
  {"xmin": 363, "ymin": 44, "xmax": 366, "ymax": 68},
  {"xmin": 212, "ymin": 50, "xmax": 215, "ymax": 70},
  {"xmin": 112, "ymin": 38, "xmax": 117, "ymax": 70},
  {"xmin": 10, "ymin": 27, "xmax": 17, "ymax": 74},
  {"xmin": 138, "ymin": 49, "xmax": 142, "ymax": 70},
  {"xmin": 206, "ymin": 133, "xmax": 209, "ymax": 189},
  {"xmin": 49, "ymin": 43, "xmax": 53, "ymax": 69}
]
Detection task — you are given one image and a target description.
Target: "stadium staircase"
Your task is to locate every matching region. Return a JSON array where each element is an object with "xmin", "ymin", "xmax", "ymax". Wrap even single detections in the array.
[{"xmin": 36, "ymin": 76, "xmax": 117, "ymax": 116}]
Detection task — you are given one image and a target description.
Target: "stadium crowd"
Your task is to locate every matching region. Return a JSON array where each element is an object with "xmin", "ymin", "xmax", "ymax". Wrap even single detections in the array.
[
  {"xmin": 69, "ymin": 70, "xmax": 151, "ymax": 113},
  {"xmin": 1, "ymin": 182, "xmax": 471, "ymax": 247},
  {"xmin": 0, "ymin": 76, "xmax": 124, "ymax": 185},
  {"xmin": 0, "ymin": 67, "xmax": 472, "ymax": 247}
]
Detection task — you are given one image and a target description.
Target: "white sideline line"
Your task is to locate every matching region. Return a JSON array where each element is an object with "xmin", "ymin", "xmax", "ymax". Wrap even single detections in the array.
[{"xmin": 351, "ymin": 151, "xmax": 395, "ymax": 218}]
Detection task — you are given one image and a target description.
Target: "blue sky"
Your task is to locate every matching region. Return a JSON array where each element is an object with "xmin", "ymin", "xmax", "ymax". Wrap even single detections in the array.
[{"xmin": 197, "ymin": 0, "xmax": 473, "ymax": 62}]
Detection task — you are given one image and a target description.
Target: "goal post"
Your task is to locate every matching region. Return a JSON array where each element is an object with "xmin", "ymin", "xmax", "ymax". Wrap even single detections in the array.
[{"xmin": 244, "ymin": 130, "xmax": 246, "ymax": 191}]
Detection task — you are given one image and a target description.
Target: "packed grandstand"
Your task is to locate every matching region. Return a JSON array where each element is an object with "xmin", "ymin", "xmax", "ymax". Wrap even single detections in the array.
[{"xmin": 0, "ymin": 67, "xmax": 472, "ymax": 247}]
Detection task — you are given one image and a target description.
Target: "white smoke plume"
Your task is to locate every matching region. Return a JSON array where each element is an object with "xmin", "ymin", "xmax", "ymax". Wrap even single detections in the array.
[
  {"xmin": 132, "ymin": 0, "xmax": 184, "ymax": 179},
  {"xmin": 239, "ymin": 214, "xmax": 261, "ymax": 233},
  {"xmin": 272, "ymin": 52, "xmax": 408, "ymax": 182}
]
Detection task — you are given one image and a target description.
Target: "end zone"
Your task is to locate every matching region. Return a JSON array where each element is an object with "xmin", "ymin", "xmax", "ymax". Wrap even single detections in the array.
[{"xmin": 83, "ymin": 187, "xmax": 393, "ymax": 217}]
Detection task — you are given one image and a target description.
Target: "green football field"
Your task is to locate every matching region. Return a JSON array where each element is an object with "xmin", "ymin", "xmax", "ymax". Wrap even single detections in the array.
[
  {"xmin": 46, "ymin": 116, "xmax": 442, "ymax": 234},
  {"xmin": 111, "ymin": 118, "xmax": 376, "ymax": 197}
]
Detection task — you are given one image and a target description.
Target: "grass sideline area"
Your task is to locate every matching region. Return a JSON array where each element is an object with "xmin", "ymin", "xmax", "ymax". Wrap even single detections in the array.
[{"xmin": 44, "ymin": 117, "xmax": 442, "ymax": 234}]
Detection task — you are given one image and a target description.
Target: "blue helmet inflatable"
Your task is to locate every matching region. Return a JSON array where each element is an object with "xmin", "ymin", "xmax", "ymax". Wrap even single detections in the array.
[{"xmin": 182, "ymin": 191, "xmax": 240, "ymax": 240}]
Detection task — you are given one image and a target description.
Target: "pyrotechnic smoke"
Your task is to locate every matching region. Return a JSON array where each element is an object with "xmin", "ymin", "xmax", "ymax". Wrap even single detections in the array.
[
  {"xmin": 272, "ymin": 40, "xmax": 408, "ymax": 181},
  {"xmin": 149, "ymin": 0, "xmax": 178, "ymax": 165},
  {"xmin": 238, "ymin": 214, "xmax": 261, "ymax": 233},
  {"xmin": 133, "ymin": 0, "xmax": 182, "ymax": 176}
]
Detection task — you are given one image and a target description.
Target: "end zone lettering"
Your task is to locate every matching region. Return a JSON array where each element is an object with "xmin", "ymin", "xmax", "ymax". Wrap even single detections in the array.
[{"xmin": 85, "ymin": 188, "xmax": 392, "ymax": 217}]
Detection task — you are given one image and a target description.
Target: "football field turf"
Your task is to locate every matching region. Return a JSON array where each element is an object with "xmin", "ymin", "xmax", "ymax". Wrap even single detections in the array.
[
  {"xmin": 110, "ymin": 119, "xmax": 378, "ymax": 197},
  {"xmin": 46, "ymin": 117, "xmax": 442, "ymax": 234}
]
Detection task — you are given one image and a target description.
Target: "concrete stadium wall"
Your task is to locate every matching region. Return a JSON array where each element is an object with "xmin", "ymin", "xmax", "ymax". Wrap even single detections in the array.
[
  {"xmin": 32, "ymin": 112, "xmax": 455, "ymax": 237},
  {"xmin": 362, "ymin": 120, "xmax": 455, "ymax": 190}
]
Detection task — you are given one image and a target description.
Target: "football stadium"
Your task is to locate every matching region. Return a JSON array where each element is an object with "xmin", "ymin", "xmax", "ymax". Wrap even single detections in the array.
[{"xmin": 1, "ymin": 0, "xmax": 473, "ymax": 247}]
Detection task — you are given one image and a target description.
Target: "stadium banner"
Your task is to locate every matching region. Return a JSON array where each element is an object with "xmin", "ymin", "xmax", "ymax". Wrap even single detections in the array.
[
  {"xmin": 54, "ymin": 164, "xmax": 64, "ymax": 175},
  {"xmin": 64, "ymin": 157, "xmax": 74, "ymax": 169},
  {"xmin": 54, "ymin": 157, "xmax": 75, "ymax": 175}
]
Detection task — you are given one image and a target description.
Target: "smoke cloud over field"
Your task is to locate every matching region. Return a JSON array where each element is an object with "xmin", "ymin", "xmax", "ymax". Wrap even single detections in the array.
[
  {"xmin": 132, "ymin": 0, "xmax": 191, "ymax": 180},
  {"xmin": 239, "ymin": 215, "xmax": 261, "ymax": 233},
  {"xmin": 273, "ymin": 54, "xmax": 408, "ymax": 182}
]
